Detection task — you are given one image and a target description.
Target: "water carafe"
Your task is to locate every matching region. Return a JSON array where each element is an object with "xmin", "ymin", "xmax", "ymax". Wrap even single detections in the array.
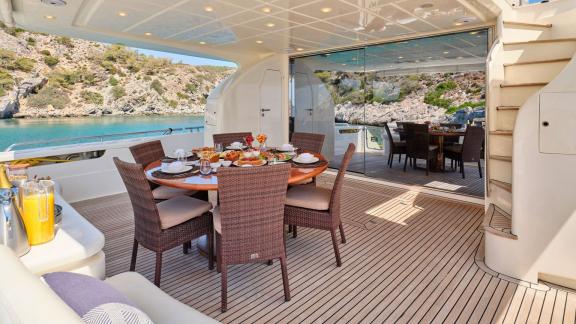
[{"xmin": 20, "ymin": 180, "xmax": 55, "ymax": 245}]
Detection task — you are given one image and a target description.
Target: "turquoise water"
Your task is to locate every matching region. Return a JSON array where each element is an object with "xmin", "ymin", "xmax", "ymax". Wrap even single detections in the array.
[{"xmin": 0, "ymin": 115, "xmax": 204, "ymax": 151}]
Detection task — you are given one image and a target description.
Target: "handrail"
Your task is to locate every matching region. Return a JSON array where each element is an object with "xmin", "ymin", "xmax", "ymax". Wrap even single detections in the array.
[{"xmin": 4, "ymin": 125, "xmax": 204, "ymax": 152}]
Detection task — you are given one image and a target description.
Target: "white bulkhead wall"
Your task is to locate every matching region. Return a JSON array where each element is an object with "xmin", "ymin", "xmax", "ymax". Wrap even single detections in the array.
[{"xmin": 204, "ymin": 54, "xmax": 290, "ymax": 147}]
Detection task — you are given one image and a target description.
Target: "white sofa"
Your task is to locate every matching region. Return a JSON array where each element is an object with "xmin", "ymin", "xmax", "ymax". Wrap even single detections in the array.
[{"xmin": 0, "ymin": 246, "xmax": 219, "ymax": 324}]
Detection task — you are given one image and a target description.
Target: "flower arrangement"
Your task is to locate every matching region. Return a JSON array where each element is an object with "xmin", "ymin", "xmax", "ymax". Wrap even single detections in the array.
[
  {"xmin": 244, "ymin": 134, "xmax": 254, "ymax": 147},
  {"xmin": 256, "ymin": 133, "xmax": 267, "ymax": 145}
]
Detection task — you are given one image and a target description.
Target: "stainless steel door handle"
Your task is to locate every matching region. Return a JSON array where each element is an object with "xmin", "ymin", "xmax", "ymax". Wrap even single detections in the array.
[{"xmin": 261, "ymin": 109, "xmax": 271, "ymax": 112}]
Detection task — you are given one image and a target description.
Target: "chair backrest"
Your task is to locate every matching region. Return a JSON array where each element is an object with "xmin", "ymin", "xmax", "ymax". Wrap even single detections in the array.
[
  {"xmin": 290, "ymin": 132, "xmax": 325, "ymax": 154},
  {"xmin": 461, "ymin": 126, "xmax": 485, "ymax": 162},
  {"xmin": 383, "ymin": 122, "xmax": 395, "ymax": 147},
  {"xmin": 330, "ymin": 143, "xmax": 355, "ymax": 216},
  {"xmin": 113, "ymin": 158, "xmax": 162, "ymax": 238},
  {"xmin": 217, "ymin": 163, "xmax": 291, "ymax": 262},
  {"xmin": 396, "ymin": 122, "xmax": 414, "ymax": 141},
  {"xmin": 404, "ymin": 123, "xmax": 430, "ymax": 159},
  {"xmin": 129, "ymin": 140, "xmax": 165, "ymax": 167},
  {"xmin": 212, "ymin": 132, "xmax": 252, "ymax": 147}
]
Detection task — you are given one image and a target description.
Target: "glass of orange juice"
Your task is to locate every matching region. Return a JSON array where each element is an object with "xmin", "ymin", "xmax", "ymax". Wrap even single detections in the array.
[{"xmin": 20, "ymin": 180, "xmax": 55, "ymax": 245}]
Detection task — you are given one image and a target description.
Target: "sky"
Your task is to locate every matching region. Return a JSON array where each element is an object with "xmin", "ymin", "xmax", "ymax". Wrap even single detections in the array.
[{"xmin": 132, "ymin": 48, "xmax": 237, "ymax": 68}]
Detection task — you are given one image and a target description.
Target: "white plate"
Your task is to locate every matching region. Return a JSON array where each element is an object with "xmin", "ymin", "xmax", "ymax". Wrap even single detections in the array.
[
  {"xmin": 160, "ymin": 166, "xmax": 194, "ymax": 174},
  {"xmin": 166, "ymin": 152, "xmax": 194, "ymax": 159},
  {"xmin": 227, "ymin": 145, "xmax": 247, "ymax": 150},
  {"xmin": 277, "ymin": 147, "xmax": 298, "ymax": 152},
  {"xmin": 293, "ymin": 156, "xmax": 319, "ymax": 164}
]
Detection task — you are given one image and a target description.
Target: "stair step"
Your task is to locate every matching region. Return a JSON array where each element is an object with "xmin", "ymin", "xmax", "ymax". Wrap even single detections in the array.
[
  {"xmin": 503, "ymin": 58, "xmax": 571, "ymax": 67},
  {"xmin": 503, "ymin": 21, "xmax": 552, "ymax": 29},
  {"xmin": 490, "ymin": 155, "xmax": 512, "ymax": 162},
  {"xmin": 500, "ymin": 82, "xmax": 548, "ymax": 88},
  {"xmin": 504, "ymin": 38, "xmax": 576, "ymax": 46},
  {"xmin": 497, "ymin": 106, "xmax": 520, "ymax": 111},
  {"xmin": 483, "ymin": 204, "xmax": 517, "ymax": 240},
  {"xmin": 490, "ymin": 130, "xmax": 513, "ymax": 136},
  {"xmin": 490, "ymin": 179, "xmax": 512, "ymax": 192}
]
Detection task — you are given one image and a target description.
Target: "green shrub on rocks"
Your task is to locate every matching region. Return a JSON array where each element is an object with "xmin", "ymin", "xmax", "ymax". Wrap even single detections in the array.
[
  {"xmin": 44, "ymin": 56, "xmax": 59, "ymax": 67},
  {"xmin": 0, "ymin": 70, "xmax": 13, "ymax": 97},
  {"xmin": 40, "ymin": 49, "xmax": 51, "ymax": 56},
  {"xmin": 14, "ymin": 58, "xmax": 35, "ymax": 72},
  {"xmin": 111, "ymin": 85, "xmax": 126, "ymax": 100},
  {"xmin": 168, "ymin": 99, "xmax": 178, "ymax": 108},
  {"xmin": 49, "ymin": 68, "xmax": 96, "ymax": 88},
  {"xmin": 80, "ymin": 90, "xmax": 104, "ymax": 105},
  {"xmin": 108, "ymin": 76, "xmax": 119, "ymax": 86},
  {"xmin": 150, "ymin": 79, "xmax": 163, "ymax": 95},
  {"xmin": 56, "ymin": 36, "xmax": 74, "ymax": 48},
  {"xmin": 26, "ymin": 37, "xmax": 36, "ymax": 47},
  {"xmin": 27, "ymin": 84, "xmax": 70, "ymax": 109},
  {"xmin": 424, "ymin": 81, "xmax": 458, "ymax": 109},
  {"xmin": 100, "ymin": 60, "xmax": 117, "ymax": 74}
]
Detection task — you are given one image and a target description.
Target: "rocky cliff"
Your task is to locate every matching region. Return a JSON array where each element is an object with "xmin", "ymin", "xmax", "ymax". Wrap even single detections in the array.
[{"xmin": 0, "ymin": 23, "xmax": 234, "ymax": 119}]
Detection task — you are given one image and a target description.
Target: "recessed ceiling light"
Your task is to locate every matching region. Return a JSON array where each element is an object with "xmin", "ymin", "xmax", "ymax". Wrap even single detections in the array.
[
  {"xmin": 321, "ymin": 7, "xmax": 333, "ymax": 13},
  {"xmin": 117, "ymin": 11, "xmax": 127, "ymax": 17},
  {"xmin": 144, "ymin": 32, "xmax": 152, "ymax": 36},
  {"xmin": 256, "ymin": 40, "xmax": 263, "ymax": 44},
  {"xmin": 415, "ymin": 60, "xmax": 420, "ymax": 63},
  {"xmin": 204, "ymin": 6, "xmax": 214, "ymax": 12},
  {"xmin": 443, "ymin": 51, "xmax": 450, "ymax": 54},
  {"xmin": 470, "ymin": 31, "xmax": 479, "ymax": 35},
  {"xmin": 266, "ymin": 22, "xmax": 275, "ymax": 27},
  {"xmin": 427, "ymin": 56, "xmax": 433, "ymax": 59},
  {"xmin": 199, "ymin": 41, "xmax": 206, "ymax": 45},
  {"xmin": 398, "ymin": 56, "xmax": 404, "ymax": 59},
  {"xmin": 45, "ymin": 15, "xmax": 56, "ymax": 20},
  {"xmin": 397, "ymin": 17, "xmax": 418, "ymax": 25},
  {"xmin": 296, "ymin": 48, "xmax": 304, "ymax": 51},
  {"xmin": 457, "ymin": 56, "xmax": 463, "ymax": 59},
  {"xmin": 261, "ymin": 7, "xmax": 272, "ymax": 13}
]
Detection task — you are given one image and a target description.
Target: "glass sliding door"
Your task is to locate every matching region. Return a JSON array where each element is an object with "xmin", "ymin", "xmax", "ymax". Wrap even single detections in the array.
[{"xmin": 291, "ymin": 48, "xmax": 366, "ymax": 174}]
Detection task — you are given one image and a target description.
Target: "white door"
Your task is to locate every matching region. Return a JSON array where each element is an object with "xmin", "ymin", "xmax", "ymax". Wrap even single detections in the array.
[
  {"xmin": 260, "ymin": 69, "xmax": 283, "ymax": 146},
  {"xmin": 293, "ymin": 72, "xmax": 313, "ymax": 133}
]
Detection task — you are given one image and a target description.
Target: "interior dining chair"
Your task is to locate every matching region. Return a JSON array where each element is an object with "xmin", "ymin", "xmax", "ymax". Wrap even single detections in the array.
[
  {"xmin": 444, "ymin": 126, "xmax": 485, "ymax": 178},
  {"xmin": 213, "ymin": 163, "xmax": 292, "ymax": 312},
  {"xmin": 383, "ymin": 122, "xmax": 406, "ymax": 168},
  {"xmin": 129, "ymin": 140, "xmax": 201, "ymax": 201},
  {"xmin": 113, "ymin": 157, "xmax": 214, "ymax": 287},
  {"xmin": 403, "ymin": 123, "xmax": 437, "ymax": 176},
  {"xmin": 212, "ymin": 132, "xmax": 252, "ymax": 147},
  {"xmin": 284, "ymin": 143, "xmax": 355, "ymax": 267}
]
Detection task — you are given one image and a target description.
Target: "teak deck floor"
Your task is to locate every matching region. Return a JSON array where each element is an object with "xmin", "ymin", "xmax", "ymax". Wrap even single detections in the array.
[{"xmin": 73, "ymin": 174, "xmax": 575, "ymax": 323}]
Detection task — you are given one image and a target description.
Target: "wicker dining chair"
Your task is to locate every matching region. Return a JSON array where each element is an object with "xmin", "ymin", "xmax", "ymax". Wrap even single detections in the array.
[
  {"xmin": 403, "ymin": 123, "xmax": 437, "ymax": 176},
  {"xmin": 129, "ymin": 140, "xmax": 201, "ymax": 201},
  {"xmin": 383, "ymin": 122, "xmax": 406, "ymax": 168},
  {"xmin": 284, "ymin": 143, "xmax": 355, "ymax": 267},
  {"xmin": 212, "ymin": 132, "xmax": 252, "ymax": 147},
  {"xmin": 444, "ymin": 126, "xmax": 484, "ymax": 178},
  {"xmin": 290, "ymin": 132, "xmax": 325, "ymax": 154},
  {"xmin": 213, "ymin": 163, "xmax": 292, "ymax": 312},
  {"xmin": 113, "ymin": 157, "xmax": 214, "ymax": 287}
]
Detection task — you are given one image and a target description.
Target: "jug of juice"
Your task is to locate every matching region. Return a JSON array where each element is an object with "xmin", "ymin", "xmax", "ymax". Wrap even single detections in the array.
[{"xmin": 20, "ymin": 180, "xmax": 55, "ymax": 245}]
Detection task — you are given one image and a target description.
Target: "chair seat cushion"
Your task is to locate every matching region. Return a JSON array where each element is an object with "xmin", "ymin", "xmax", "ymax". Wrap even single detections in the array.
[
  {"xmin": 152, "ymin": 186, "xmax": 197, "ymax": 200},
  {"xmin": 285, "ymin": 186, "xmax": 332, "ymax": 211},
  {"xmin": 444, "ymin": 144, "xmax": 463, "ymax": 153},
  {"xmin": 156, "ymin": 196, "xmax": 212, "ymax": 230}
]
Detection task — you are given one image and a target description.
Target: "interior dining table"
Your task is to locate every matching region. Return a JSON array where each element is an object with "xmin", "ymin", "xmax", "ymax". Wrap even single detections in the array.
[
  {"xmin": 144, "ymin": 152, "xmax": 329, "ymax": 258},
  {"xmin": 396, "ymin": 127, "xmax": 466, "ymax": 172}
]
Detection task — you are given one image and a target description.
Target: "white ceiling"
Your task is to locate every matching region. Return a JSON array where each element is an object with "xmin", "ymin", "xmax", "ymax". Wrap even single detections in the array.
[{"xmin": 7, "ymin": 0, "xmax": 497, "ymax": 65}]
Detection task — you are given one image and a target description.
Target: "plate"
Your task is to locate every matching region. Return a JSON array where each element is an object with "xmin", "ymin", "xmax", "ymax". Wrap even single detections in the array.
[
  {"xmin": 227, "ymin": 145, "xmax": 247, "ymax": 150},
  {"xmin": 293, "ymin": 156, "xmax": 319, "ymax": 164},
  {"xmin": 159, "ymin": 166, "xmax": 194, "ymax": 174},
  {"xmin": 275, "ymin": 153, "xmax": 293, "ymax": 162},
  {"xmin": 166, "ymin": 152, "xmax": 194, "ymax": 159},
  {"xmin": 233, "ymin": 160, "xmax": 267, "ymax": 167},
  {"xmin": 277, "ymin": 147, "xmax": 298, "ymax": 152}
]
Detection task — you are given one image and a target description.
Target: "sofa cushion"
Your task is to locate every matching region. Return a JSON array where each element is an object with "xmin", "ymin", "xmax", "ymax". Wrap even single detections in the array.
[
  {"xmin": 106, "ymin": 272, "xmax": 220, "ymax": 324},
  {"xmin": 285, "ymin": 185, "xmax": 332, "ymax": 211},
  {"xmin": 0, "ymin": 246, "xmax": 82, "ymax": 324},
  {"xmin": 156, "ymin": 196, "xmax": 212, "ymax": 230},
  {"xmin": 43, "ymin": 272, "xmax": 152, "ymax": 324}
]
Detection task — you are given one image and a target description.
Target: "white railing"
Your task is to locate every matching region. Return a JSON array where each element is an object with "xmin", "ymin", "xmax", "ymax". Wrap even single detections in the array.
[{"xmin": 4, "ymin": 126, "xmax": 204, "ymax": 152}]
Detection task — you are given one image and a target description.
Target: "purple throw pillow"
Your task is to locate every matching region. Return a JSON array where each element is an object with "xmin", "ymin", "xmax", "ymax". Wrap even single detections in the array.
[{"xmin": 43, "ymin": 272, "xmax": 153, "ymax": 324}]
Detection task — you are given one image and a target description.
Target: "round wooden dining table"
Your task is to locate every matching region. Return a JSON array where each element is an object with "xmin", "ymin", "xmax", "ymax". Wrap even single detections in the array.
[{"xmin": 144, "ymin": 153, "xmax": 329, "ymax": 259}]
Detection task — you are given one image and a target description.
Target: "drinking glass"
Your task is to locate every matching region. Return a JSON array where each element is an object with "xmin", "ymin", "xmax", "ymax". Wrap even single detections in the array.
[
  {"xmin": 215, "ymin": 143, "xmax": 223, "ymax": 153},
  {"xmin": 199, "ymin": 159, "xmax": 212, "ymax": 176},
  {"xmin": 175, "ymin": 149, "xmax": 186, "ymax": 163}
]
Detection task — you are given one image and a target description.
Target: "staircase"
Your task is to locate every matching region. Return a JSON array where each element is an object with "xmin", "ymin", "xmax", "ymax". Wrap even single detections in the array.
[{"xmin": 486, "ymin": 20, "xmax": 576, "ymax": 236}]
